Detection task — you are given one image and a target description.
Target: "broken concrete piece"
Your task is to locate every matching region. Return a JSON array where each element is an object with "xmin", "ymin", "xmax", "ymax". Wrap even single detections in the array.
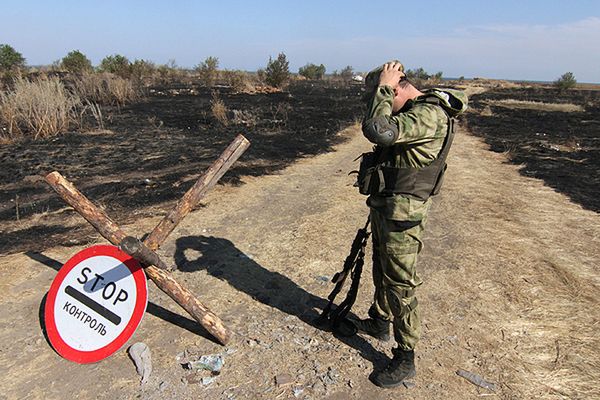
[{"xmin": 128, "ymin": 343, "xmax": 152, "ymax": 384}]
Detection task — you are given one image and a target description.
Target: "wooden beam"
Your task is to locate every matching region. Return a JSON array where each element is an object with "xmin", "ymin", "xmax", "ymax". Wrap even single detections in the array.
[
  {"xmin": 144, "ymin": 134, "xmax": 250, "ymax": 251},
  {"xmin": 45, "ymin": 171, "xmax": 232, "ymax": 345}
]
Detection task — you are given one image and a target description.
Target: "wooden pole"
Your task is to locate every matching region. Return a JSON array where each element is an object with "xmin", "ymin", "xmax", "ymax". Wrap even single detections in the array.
[
  {"xmin": 45, "ymin": 172, "xmax": 232, "ymax": 345},
  {"xmin": 144, "ymin": 134, "xmax": 250, "ymax": 251}
]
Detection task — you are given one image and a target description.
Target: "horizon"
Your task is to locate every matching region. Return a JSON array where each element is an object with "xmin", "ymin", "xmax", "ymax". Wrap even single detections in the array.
[{"xmin": 2, "ymin": 0, "xmax": 599, "ymax": 83}]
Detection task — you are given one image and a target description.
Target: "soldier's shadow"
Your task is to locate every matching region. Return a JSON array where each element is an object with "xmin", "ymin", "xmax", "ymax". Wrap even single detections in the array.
[{"xmin": 174, "ymin": 235, "xmax": 388, "ymax": 368}]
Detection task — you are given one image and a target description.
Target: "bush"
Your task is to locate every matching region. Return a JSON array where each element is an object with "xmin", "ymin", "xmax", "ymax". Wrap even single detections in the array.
[
  {"xmin": 406, "ymin": 67, "xmax": 444, "ymax": 87},
  {"xmin": 156, "ymin": 59, "xmax": 184, "ymax": 84},
  {"xmin": 256, "ymin": 68, "xmax": 266, "ymax": 84},
  {"xmin": 265, "ymin": 53, "xmax": 290, "ymax": 88},
  {"xmin": 554, "ymin": 72, "xmax": 577, "ymax": 91},
  {"xmin": 61, "ymin": 50, "xmax": 92, "ymax": 73},
  {"xmin": 99, "ymin": 54, "xmax": 131, "ymax": 78},
  {"xmin": 340, "ymin": 65, "xmax": 354, "ymax": 83},
  {"xmin": 130, "ymin": 59, "xmax": 156, "ymax": 84},
  {"xmin": 0, "ymin": 77, "xmax": 81, "ymax": 140},
  {"xmin": 0, "ymin": 44, "xmax": 26, "ymax": 79},
  {"xmin": 196, "ymin": 56, "xmax": 219, "ymax": 87},
  {"xmin": 298, "ymin": 63, "xmax": 326, "ymax": 80},
  {"xmin": 221, "ymin": 69, "xmax": 256, "ymax": 93},
  {"xmin": 430, "ymin": 71, "xmax": 443, "ymax": 84},
  {"xmin": 406, "ymin": 67, "xmax": 430, "ymax": 81}
]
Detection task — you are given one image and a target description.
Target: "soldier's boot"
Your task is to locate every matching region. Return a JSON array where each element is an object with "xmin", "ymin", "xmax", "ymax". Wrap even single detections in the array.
[
  {"xmin": 370, "ymin": 348, "xmax": 416, "ymax": 388},
  {"xmin": 347, "ymin": 307, "xmax": 391, "ymax": 341}
]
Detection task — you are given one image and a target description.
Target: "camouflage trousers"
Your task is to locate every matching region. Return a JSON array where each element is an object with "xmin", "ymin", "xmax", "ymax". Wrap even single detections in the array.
[{"xmin": 368, "ymin": 198, "xmax": 429, "ymax": 351}]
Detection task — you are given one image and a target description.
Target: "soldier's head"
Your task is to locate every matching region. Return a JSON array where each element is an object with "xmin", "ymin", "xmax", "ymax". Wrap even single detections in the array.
[{"xmin": 364, "ymin": 61, "xmax": 422, "ymax": 112}]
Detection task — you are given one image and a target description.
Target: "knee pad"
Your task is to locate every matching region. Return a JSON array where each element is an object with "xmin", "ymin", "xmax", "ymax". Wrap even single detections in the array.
[{"xmin": 385, "ymin": 286, "xmax": 418, "ymax": 318}]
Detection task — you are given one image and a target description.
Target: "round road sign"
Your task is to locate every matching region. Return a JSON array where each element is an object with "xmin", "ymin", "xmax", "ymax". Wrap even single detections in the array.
[{"xmin": 44, "ymin": 245, "xmax": 148, "ymax": 363}]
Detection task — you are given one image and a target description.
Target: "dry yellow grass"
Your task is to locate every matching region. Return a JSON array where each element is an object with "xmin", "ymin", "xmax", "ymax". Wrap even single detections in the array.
[
  {"xmin": 424, "ymin": 120, "xmax": 600, "ymax": 398},
  {"xmin": 0, "ymin": 77, "xmax": 81, "ymax": 140},
  {"xmin": 72, "ymin": 72, "xmax": 139, "ymax": 107},
  {"xmin": 492, "ymin": 99, "xmax": 584, "ymax": 112},
  {"xmin": 210, "ymin": 91, "xmax": 229, "ymax": 126}
]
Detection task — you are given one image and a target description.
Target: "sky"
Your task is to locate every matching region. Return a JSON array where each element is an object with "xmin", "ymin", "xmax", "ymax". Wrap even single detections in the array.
[{"xmin": 1, "ymin": 0, "xmax": 599, "ymax": 82}]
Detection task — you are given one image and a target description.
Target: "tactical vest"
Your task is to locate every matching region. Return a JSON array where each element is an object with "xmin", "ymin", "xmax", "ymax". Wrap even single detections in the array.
[{"xmin": 371, "ymin": 96, "xmax": 456, "ymax": 201}]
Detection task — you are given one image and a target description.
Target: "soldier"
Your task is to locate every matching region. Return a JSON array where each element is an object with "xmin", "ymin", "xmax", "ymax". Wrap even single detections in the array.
[{"xmin": 343, "ymin": 61, "xmax": 468, "ymax": 388}]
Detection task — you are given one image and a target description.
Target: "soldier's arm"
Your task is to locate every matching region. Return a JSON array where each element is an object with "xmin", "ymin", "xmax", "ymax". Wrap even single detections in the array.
[{"xmin": 362, "ymin": 85, "xmax": 442, "ymax": 146}]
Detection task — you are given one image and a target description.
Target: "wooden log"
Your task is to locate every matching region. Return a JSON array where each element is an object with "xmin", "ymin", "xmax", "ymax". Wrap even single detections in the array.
[
  {"xmin": 45, "ymin": 172, "xmax": 232, "ymax": 345},
  {"xmin": 119, "ymin": 236, "xmax": 173, "ymax": 271},
  {"xmin": 144, "ymin": 134, "xmax": 250, "ymax": 251}
]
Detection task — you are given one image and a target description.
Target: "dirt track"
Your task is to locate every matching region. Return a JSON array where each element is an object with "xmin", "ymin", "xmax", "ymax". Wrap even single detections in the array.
[{"xmin": 1, "ymin": 119, "xmax": 599, "ymax": 399}]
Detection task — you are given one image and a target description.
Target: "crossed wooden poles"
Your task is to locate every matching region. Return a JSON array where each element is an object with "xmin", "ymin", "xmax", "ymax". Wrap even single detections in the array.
[{"xmin": 45, "ymin": 134, "xmax": 250, "ymax": 345}]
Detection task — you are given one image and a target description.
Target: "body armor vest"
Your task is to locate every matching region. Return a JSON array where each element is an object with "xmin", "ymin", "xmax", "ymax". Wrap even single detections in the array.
[{"xmin": 371, "ymin": 97, "xmax": 456, "ymax": 201}]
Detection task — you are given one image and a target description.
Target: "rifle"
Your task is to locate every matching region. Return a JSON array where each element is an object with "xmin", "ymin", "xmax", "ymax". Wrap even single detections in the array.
[{"xmin": 317, "ymin": 216, "xmax": 370, "ymax": 333}]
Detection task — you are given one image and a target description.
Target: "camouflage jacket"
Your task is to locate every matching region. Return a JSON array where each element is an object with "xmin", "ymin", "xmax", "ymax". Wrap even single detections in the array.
[{"xmin": 363, "ymin": 86, "xmax": 468, "ymax": 221}]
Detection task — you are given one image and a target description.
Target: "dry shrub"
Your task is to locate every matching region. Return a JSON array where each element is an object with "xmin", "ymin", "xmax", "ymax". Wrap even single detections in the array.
[
  {"xmin": 230, "ymin": 109, "xmax": 256, "ymax": 126},
  {"xmin": 0, "ymin": 76, "xmax": 81, "ymax": 140},
  {"xmin": 210, "ymin": 91, "xmax": 228, "ymax": 126},
  {"xmin": 72, "ymin": 72, "xmax": 139, "ymax": 107},
  {"xmin": 221, "ymin": 70, "xmax": 256, "ymax": 93}
]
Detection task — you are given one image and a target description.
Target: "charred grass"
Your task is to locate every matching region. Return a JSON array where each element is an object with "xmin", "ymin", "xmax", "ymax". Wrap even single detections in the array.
[
  {"xmin": 463, "ymin": 86, "xmax": 600, "ymax": 212},
  {"xmin": 0, "ymin": 81, "xmax": 364, "ymax": 254}
]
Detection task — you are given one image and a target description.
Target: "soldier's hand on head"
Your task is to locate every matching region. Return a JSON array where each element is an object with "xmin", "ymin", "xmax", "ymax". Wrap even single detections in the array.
[{"xmin": 379, "ymin": 62, "xmax": 405, "ymax": 88}]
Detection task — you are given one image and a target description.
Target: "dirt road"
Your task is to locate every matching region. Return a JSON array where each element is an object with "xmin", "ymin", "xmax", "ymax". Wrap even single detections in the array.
[{"xmin": 1, "ymin": 120, "xmax": 598, "ymax": 399}]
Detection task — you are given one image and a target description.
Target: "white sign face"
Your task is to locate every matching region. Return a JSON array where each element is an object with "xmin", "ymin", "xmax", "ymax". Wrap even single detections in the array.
[{"xmin": 45, "ymin": 245, "xmax": 147, "ymax": 363}]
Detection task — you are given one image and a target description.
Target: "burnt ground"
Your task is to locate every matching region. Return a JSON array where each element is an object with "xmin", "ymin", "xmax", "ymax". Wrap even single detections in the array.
[
  {"xmin": 464, "ymin": 87, "xmax": 600, "ymax": 212},
  {"xmin": 1, "ymin": 82, "xmax": 599, "ymax": 399},
  {"xmin": 0, "ymin": 81, "xmax": 364, "ymax": 254}
]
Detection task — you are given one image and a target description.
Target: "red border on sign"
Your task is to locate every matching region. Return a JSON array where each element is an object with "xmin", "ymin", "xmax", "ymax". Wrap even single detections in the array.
[{"xmin": 44, "ymin": 245, "xmax": 147, "ymax": 364}]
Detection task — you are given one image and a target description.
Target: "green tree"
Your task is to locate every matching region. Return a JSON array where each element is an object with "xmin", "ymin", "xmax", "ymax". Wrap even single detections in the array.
[
  {"xmin": 0, "ymin": 44, "xmax": 26, "ymax": 76},
  {"xmin": 406, "ymin": 67, "xmax": 430, "ymax": 81},
  {"xmin": 298, "ymin": 63, "xmax": 326, "ymax": 80},
  {"xmin": 99, "ymin": 54, "xmax": 130, "ymax": 77},
  {"xmin": 554, "ymin": 72, "xmax": 577, "ymax": 91},
  {"xmin": 61, "ymin": 50, "xmax": 92, "ymax": 73},
  {"xmin": 196, "ymin": 56, "xmax": 219, "ymax": 87},
  {"xmin": 265, "ymin": 53, "xmax": 290, "ymax": 88}
]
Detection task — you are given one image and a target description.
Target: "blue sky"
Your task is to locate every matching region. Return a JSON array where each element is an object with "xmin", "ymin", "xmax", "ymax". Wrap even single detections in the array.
[{"xmin": 2, "ymin": 0, "xmax": 599, "ymax": 82}]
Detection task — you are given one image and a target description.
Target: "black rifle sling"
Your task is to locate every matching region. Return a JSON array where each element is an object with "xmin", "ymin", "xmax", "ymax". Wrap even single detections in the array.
[{"xmin": 318, "ymin": 216, "xmax": 370, "ymax": 331}]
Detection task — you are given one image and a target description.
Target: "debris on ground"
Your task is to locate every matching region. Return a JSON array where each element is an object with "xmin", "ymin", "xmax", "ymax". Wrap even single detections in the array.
[
  {"xmin": 128, "ymin": 342, "xmax": 152, "ymax": 384},
  {"xmin": 185, "ymin": 354, "xmax": 224, "ymax": 373},
  {"xmin": 319, "ymin": 366, "xmax": 339, "ymax": 387},
  {"xmin": 403, "ymin": 381, "xmax": 416, "ymax": 389},
  {"xmin": 275, "ymin": 373, "xmax": 293, "ymax": 386},
  {"xmin": 182, "ymin": 373, "xmax": 217, "ymax": 386},
  {"xmin": 456, "ymin": 369, "xmax": 496, "ymax": 391}
]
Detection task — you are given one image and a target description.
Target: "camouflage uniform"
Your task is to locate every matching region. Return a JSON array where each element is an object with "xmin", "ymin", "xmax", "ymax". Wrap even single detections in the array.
[{"xmin": 362, "ymin": 75, "xmax": 468, "ymax": 351}]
